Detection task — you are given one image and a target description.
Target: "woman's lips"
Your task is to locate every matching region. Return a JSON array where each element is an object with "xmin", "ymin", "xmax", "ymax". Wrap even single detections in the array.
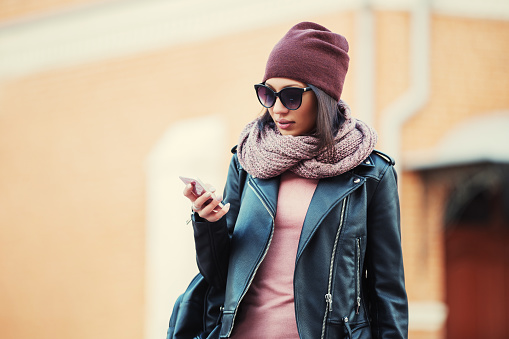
[{"xmin": 277, "ymin": 120, "xmax": 293, "ymax": 129}]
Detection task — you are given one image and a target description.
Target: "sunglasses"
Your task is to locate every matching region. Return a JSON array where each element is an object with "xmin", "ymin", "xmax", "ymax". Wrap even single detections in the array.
[{"xmin": 254, "ymin": 83, "xmax": 312, "ymax": 110}]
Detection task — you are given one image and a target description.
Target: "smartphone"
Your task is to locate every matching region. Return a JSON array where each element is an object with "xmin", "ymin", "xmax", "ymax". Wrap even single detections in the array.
[{"xmin": 179, "ymin": 176, "xmax": 224, "ymax": 209}]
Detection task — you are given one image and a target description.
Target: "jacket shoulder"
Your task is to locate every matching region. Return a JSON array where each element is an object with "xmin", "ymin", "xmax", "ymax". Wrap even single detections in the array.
[
  {"xmin": 228, "ymin": 145, "xmax": 244, "ymax": 174},
  {"xmin": 372, "ymin": 149, "xmax": 395, "ymax": 165},
  {"xmin": 355, "ymin": 149, "xmax": 395, "ymax": 181}
]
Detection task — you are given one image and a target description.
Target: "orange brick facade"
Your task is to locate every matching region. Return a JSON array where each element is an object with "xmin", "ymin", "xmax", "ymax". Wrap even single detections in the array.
[
  {"xmin": 0, "ymin": 0, "xmax": 108, "ymax": 21},
  {"xmin": 0, "ymin": 2, "xmax": 508, "ymax": 338}
]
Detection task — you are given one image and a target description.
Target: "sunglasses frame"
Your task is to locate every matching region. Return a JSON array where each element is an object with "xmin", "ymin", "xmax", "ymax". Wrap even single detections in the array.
[{"xmin": 254, "ymin": 83, "xmax": 312, "ymax": 110}]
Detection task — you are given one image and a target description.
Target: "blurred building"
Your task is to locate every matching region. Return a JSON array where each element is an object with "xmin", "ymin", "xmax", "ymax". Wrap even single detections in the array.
[{"xmin": 0, "ymin": 0, "xmax": 508, "ymax": 338}]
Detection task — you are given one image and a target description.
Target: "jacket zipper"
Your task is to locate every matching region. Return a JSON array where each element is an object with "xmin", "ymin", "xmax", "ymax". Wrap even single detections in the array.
[
  {"xmin": 356, "ymin": 238, "xmax": 361, "ymax": 314},
  {"xmin": 343, "ymin": 316, "xmax": 352, "ymax": 338},
  {"xmin": 320, "ymin": 198, "xmax": 347, "ymax": 339},
  {"xmin": 226, "ymin": 180, "xmax": 275, "ymax": 337}
]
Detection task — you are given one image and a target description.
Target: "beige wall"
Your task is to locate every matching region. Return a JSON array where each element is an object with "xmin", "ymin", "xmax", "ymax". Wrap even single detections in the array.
[
  {"xmin": 0, "ymin": 2, "xmax": 508, "ymax": 338},
  {"xmin": 403, "ymin": 15, "xmax": 509, "ymax": 151},
  {"xmin": 401, "ymin": 13, "xmax": 509, "ymax": 299},
  {"xmin": 0, "ymin": 0, "xmax": 110, "ymax": 21},
  {"xmin": 0, "ymin": 11, "xmax": 355, "ymax": 339}
]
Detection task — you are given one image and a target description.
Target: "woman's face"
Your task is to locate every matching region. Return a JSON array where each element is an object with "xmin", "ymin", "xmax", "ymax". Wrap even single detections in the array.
[{"xmin": 265, "ymin": 77, "xmax": 318, "ymax": 136}]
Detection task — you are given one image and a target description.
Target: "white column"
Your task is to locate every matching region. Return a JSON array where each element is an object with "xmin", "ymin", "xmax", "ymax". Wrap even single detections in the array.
[{"xmin": 145, "ymin": 116, "xmax": 228, "ymax": 339}]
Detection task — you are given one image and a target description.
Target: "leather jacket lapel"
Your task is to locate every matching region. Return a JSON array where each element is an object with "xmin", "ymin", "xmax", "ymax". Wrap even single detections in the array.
[
  {"xmin": 297, "ymin": 171, "xmax": 365, "ymax": 260},
  {"xmin": 248, "ymin": 175, "xmax": 280, "ymax": 216},
  {"xmin": 249, "ymin": 171, "xmax": 366, "ymax": 261}
]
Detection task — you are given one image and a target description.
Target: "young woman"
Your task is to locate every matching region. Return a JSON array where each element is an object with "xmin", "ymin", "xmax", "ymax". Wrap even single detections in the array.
[{"xmin": 180, "ymin": 22, "xmax": 408, "ymax": 339}]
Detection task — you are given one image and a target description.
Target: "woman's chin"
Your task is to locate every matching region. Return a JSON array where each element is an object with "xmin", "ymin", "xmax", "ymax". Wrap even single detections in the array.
[{"xmin": 278, "ymin": 129, "xmax": 297, "ymax": 136}]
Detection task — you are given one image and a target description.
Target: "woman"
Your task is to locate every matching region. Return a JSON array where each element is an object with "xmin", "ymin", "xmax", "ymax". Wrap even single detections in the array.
[{"xmin": 180, "ymin": 22, "xmax": 408, "ymax": 339}]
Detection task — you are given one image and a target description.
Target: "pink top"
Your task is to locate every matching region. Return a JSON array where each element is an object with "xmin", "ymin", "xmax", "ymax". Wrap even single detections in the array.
[{"xmin": 230, "ymin": 171, "xmax": 318, "ymax": 338}]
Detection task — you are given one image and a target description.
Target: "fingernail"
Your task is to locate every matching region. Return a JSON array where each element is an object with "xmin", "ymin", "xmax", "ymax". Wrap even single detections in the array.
[
  {"xmin": 209, "ymin": 186, "xmax": 216, "ymax": 192},
  {"xmin": 204, "ymin": 192, "xmax": 211, "ymax": 197},
  {"xmin": 186, "ymin": 184, "xmax": 192, "ymax": 189}
]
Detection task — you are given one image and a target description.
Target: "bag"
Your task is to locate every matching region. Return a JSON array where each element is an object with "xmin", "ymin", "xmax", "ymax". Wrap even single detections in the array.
[{"xmin": 166, "ymin": 273, "xmax": 223, "ymax": 339}]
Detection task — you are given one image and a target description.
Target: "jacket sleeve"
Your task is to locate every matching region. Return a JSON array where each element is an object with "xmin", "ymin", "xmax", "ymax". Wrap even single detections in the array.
[
  {"xmin": 191, "ymin": 153, "xmax": 244, "ymax": 290},
  {"xmin": 365, "ymin": 164, "xmax": 409, "ymax": 338}
]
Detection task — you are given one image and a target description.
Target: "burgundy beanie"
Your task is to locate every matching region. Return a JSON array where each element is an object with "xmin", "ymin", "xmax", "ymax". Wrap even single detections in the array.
[{"xmin": 262, "ymin": 22, "xmax": 349, "ymax": 102}]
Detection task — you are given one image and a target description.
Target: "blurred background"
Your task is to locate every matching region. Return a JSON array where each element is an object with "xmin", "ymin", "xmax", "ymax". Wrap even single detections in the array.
[{"xmin": 0, "ymin": 0, "xmax": 508, "ymax": 338}]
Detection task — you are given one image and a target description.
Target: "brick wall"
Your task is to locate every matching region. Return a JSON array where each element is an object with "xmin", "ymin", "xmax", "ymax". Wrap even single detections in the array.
[
  {"xmin": 0, "ymin": 12, "xmax": 355, "ymax": 339},
  {"xmin": 403, "ymin": 15, "xmax": 509, "ymax": 151},
  {"xmin": 397, "ymin": 13, "xmax": 509, "ymax": 339},
  {"xmin": 0, "ymin": 5, "xmax": 507, "ymax": 338},
  {"xmin": 0, "ymin": 0, "xmax": 108, "ymax": 21}
]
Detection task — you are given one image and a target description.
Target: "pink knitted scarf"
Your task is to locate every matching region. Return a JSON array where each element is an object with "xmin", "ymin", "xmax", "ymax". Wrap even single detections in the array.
[{"xmin": 237, "ymin": 103, "xmax": 377, "ymax": 179}]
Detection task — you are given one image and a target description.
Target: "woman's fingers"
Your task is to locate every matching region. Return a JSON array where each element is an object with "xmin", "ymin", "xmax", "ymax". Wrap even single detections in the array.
[
  {"xmin": 192, "ymin": 192, "xmax": 213, "ymax": 211},
  {"xmin": 198, "ymin": 194, "xmax": 221, "ymax": 213},
  {"xmin": 183, "ymin": 182, "xmax": 216, "ymax": 202},
  {"xmin": 182, "ymin": 181, "xmax": 229, "ymax": 222},
  {"xmin": 200, "ymin": 202, "xmax": 231, "ymax": 222},
  {"xmin": 183, "ymin": 184, "xmax": 197, "ymax": 201},
  {"xmin": 193, "ymin": 193, "xmax": 230, "ymax": 222}
]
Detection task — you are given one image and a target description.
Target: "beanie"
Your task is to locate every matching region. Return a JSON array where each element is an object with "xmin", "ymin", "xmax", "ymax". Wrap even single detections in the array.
[{"xmin": 262, "ymin": 22, "xmax": 350, "ymax": 102}]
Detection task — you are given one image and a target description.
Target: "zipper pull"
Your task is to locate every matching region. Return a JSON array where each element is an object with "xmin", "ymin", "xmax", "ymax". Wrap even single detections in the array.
[
  {"xmin": 217, "ymin": 306, "xmax": 224, "ymax": 325},
  {"xmin": 356, "ymin": 297, "xmax": 361, "ymax": 314},
  {"xmin": 325, "ymin": 293, "xmax": 333, "ymax": 312},
  {"xmin": 343, "ymin": 317, "xmax": 353, "ymax": 338}
]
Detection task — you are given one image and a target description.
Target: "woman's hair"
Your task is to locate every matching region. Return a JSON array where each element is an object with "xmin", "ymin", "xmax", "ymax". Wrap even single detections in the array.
[{"xmin": 256, "ymin": 84, "xmax": 346, "ymax": 154}]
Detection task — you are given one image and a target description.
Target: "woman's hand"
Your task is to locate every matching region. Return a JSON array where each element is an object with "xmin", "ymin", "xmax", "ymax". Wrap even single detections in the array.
[{"xmin": 183, "ymin": 182, "xmax": 230, "ymax": 222}]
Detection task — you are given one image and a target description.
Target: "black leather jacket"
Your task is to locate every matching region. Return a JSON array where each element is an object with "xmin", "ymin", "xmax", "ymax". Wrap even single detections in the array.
[{"xmin": 192, "ymin": 149, "xmax": 408, "ymax": 339}]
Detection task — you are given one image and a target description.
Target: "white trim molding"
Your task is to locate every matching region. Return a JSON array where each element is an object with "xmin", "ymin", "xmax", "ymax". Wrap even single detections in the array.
[
  {"xmin": 0, "ymin": 0, "xmax": 357, "ymax": 79},
  {"xmin": 354, "ymin": 3, "xmax": 376, "ymax": 127},
  {"xmin": 145, "ymin": 115, "xmax": 228, "ymax": 339},
  {"xmin": 409, "ymin": 301, "xmax": 448, "ymax": 331},
  {"xmin": 1, "ymin": 0, "xmax": 508, "ymax": 80},
  {"xmin": 403, "ymin": 111, "xmax": 509, "ymax": 170},
  {"xmin": 432, "ymin": 0, "xmax": 509, "ymax": 21},
  {"xmin": 379, "ymin": 0, "xmax": 431, "ymax": 168}
]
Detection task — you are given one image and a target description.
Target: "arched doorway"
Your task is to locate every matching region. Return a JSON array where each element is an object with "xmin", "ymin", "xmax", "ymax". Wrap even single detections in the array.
[
  {"xmin": 404, "ymin": 112, "xmax": 509, "ymax": 337},
  {"xmin": 444, "ymin": 165, "xmax": 509, "ymax": 339}
]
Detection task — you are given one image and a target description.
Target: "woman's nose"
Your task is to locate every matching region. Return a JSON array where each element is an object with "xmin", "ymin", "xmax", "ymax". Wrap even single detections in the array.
[{"xmin": 272, "ymin": 97, "xmax": 288, "ymax": 114}]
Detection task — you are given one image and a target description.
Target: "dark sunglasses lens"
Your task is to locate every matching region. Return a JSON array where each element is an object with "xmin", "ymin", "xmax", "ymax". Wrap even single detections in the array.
[
  {"xmin": 256, "ymin": 86, "xmax": 275, "ymax": 108},
  {"xmin": 280, "ymin": 88, "xmax": 303, "ymax": 110}
]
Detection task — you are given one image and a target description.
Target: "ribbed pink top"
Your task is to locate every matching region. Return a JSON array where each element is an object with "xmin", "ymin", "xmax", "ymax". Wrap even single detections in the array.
[{"xmin": 230, "ymin": 171, "xmax": 318, "ymax": 338}]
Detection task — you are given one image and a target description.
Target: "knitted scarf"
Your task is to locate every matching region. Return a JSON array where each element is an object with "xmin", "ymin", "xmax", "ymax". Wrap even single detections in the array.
[{"xmin": 237, "ymin": 103, "xmax": 377, "ymax": 179}]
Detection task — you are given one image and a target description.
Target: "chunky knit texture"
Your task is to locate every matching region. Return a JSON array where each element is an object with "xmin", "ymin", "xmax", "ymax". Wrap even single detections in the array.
[
  {"xmin": 262, "ymin": 21, "xmax": 350, "ymax": 102},
  {"xmin": 237, "ymin": 102, "xmax": 377, "ymax": 179}
]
